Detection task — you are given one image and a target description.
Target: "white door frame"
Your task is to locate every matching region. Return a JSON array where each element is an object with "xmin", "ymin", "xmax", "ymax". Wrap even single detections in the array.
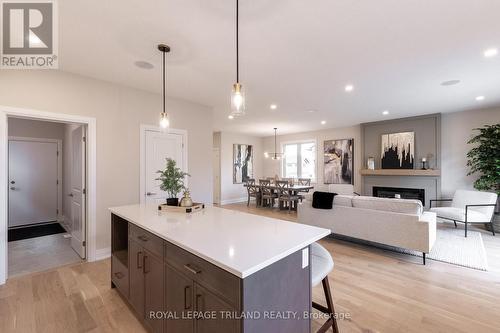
[
  {"xmin": 139, "ymin": 125, "xmax": 188, "ymax": 204},
  {"xmin": 8, "ymin": 136, "xmax": 63, "ymax": 224},
  {"xmin": 0, "ymin": 105, "xmax": 97, "ymax": 285}
]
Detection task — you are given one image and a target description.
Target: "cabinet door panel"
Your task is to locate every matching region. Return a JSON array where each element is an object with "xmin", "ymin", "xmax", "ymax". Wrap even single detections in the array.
[
  {"xmin": 144, "ymin": 251, "xmax": 164, "ymax": 333},
  {"xmin": 129, "ymin": 240, "xmax": 145, "ymax": 317},
  {"xmin": 165, "ymin": 264, "xmax": 194, "ymax": 333},
  {"xmin": 194, "ymin": 283, "xmax": 239, "ymax": 333}
]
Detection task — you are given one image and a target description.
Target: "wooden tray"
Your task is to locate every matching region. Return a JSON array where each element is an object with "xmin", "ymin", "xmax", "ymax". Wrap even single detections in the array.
[{"xmin": 158, "ymin": 202, "xmax": 205, "ymax": 213}]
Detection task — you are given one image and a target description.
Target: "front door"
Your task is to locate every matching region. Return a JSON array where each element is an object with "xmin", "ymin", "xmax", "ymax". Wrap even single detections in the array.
[
  {"xmin": 70, "ymin": 126, "xmax": 86, "ymax": 259},
  {"xmin": 144, "ymin": 129, "xmax": 186, "ymax": 204},
  {"xmin": 8, "ymin": 139, "xmax": 58, "ymax": 227}
]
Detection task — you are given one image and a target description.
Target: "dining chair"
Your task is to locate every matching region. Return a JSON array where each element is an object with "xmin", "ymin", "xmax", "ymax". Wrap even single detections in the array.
[
  {"xmin": 276, "ymin": 180, "xmax": 299, "ymax": 213},
  {"xmin": 245, "ymin": 179, "xmax": 259, "ymax": 207},
  {"xmin": 281, "ymin": 177, "xmax": 295, "ymax": 185},
  {"xmin": 259, "ymin": 179, "xmax": 277, "ymax": 208},
  {"xmin": 297, "ymin": 178, "xmax": 311, "ymax": 202}
]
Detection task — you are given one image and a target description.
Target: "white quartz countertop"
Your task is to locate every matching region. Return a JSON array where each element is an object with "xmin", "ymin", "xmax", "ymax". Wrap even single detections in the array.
[{"xmin": 109, "ymin": 204, "xmax": 330, "ymax": 278}]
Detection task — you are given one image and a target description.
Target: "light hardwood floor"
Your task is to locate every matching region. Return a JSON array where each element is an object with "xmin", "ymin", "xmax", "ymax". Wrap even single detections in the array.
[{"xmin": 1, "ymin": 203, "xmax": 499, "ymax": 333}]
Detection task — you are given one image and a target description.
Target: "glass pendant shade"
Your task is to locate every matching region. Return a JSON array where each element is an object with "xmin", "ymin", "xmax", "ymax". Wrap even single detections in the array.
[
  {"xmin": 159, "ymin": 112, "xmax": 170, "ymax": 128},
  {"xmin": 230, "ymin": 83, "xmax": 245, "ymax": 116}
]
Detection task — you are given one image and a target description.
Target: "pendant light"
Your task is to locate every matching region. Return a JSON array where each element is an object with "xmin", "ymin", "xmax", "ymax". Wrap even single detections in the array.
[
  {"xmin": 230, "ymin": 0, "xmax": 245, "ymax": 117},
  {"xmin": 264, "ymin": 128, "xmax": 284, "ymax": 160},
  {"xmin": 158, "ymin": 44, "xmax": 170, "ymax": 129}
]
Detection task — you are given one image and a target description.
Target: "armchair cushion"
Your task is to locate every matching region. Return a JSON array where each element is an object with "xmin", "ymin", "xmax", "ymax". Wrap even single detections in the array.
[
  {"xmin": 451, "ymin": 190, "xmax": 498, "ymax": 219},
  {"xmin": 430, "ymin": 207, "xmax": 491, "ymax": 223}
]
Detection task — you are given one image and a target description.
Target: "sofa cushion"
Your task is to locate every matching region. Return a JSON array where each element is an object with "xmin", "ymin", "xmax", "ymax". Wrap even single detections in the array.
[
  {"xmin": 312, "ymin": 192, "xmax": 337, "ymax": 209},
  {"xmin": 352, "ymin": 196, "xmax": 423, "ymax": 215},
  {"xmin": 333, "ymin": 195, "xmax": 354, "ymax": 207}
]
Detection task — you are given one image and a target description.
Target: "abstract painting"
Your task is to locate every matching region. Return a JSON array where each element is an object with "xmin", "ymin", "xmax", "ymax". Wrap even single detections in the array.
[
  {"xmin": 233, "ymin": 144, "xmax": 253, "ymax": 184},
  {"xmin": 381, "ymin": 132, "xmax": 414, "ymax": 169},
  {"xmin": 324, "ymin": 139, "xmax": 354, "ymax": 184}
]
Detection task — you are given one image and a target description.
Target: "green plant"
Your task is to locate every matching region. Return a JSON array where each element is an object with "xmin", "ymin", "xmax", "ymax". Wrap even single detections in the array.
[
  {"xmin": 466, "ymin": 124, "xmax": 500, "ymax": 194},
  {"xmin": 156, "ymin": 158, "xmax": 190, "ymax": 198}
]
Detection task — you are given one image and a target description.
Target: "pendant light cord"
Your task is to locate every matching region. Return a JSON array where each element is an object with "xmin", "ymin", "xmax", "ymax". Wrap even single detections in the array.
[
  {"xmin": 236, "ymin": 0, "xmax": 239, "ymax": 83},
  {"xmin": 162, "ymin": 50, "xmax": 166, "ymax": 114}
]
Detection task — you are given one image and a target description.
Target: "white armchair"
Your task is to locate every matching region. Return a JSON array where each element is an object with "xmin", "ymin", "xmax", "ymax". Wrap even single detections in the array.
[{"xmin": 430, "ymin": 189, "xmax": 498, "ymax": 237}]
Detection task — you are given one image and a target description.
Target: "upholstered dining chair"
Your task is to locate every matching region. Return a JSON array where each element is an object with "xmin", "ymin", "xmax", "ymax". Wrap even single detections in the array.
[
  {"xmin": 311, "ymin": 242, "xmax": 339, "ymax": 333},
  {"xmin": 259, "ymin": 179, "xmax": 277, "ymax": 208},
  {"xmin": 245, "ymin": 179, "xmax": 259, "ymax": 207},
  {"xmin": 430, "ymin": 189, "xmax": 498, "ymax": 237},
  {"xmin": 276, "ymin": 180, "xmax": 299, "ymax": 213}
]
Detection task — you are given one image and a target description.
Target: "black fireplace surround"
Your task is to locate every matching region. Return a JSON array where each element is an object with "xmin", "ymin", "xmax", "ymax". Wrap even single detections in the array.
[{"xmin": 373, "ymin": 186, "xmax": 425, "ymax": 206}]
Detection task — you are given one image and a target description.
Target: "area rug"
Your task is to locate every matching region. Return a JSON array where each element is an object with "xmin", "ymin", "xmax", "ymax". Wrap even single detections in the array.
[
  {"xmin": 8, "ymin": 222, "xmax": 66, "ymax": 242},
  {"xmin": 390, "ymin": 227, "xmax": 489, "ymax": 271}
]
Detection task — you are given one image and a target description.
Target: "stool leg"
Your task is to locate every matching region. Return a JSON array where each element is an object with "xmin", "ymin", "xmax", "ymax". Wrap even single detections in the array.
[{"xmin": 317, "ymin": 277, "xmax": 339, "ymax": 333}]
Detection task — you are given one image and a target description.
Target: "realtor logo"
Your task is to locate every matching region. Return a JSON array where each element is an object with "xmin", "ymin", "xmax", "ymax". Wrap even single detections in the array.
[{"xmin": 1, "ymin": 0, "xmax": 58, "ymax": 68}]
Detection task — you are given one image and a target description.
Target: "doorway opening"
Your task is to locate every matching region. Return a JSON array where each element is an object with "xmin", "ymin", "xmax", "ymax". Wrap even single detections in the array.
[{"xmin": 7, "ymin": 117, "xmax": 87, "ymax": 277}]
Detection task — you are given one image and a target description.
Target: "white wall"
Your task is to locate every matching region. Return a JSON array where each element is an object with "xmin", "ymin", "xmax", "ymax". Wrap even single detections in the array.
[
  {"xmin": 0, "ymin": 70, "xmax": 213, "ymax": 251},
  {"xmin": 441, "ymin": 107, "xmax": 500, "ymax": 197},
  {"xmin": 262, "ymin": 125, "xmax": 362, "ymax": 194},
  {"xmin": 219, "ymin": 132, "xmax": 264, "ymax": 204}
]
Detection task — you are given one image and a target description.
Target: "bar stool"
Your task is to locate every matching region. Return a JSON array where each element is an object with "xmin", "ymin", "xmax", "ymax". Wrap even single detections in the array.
[{"xmin": 311, "ymin": 242, "xmax": 339, "ymax": 333}]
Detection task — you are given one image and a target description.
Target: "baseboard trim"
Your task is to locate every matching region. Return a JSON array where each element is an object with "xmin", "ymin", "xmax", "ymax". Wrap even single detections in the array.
[
  {"xmin": 220, "ymin": 197, "xmax": 248, "ymax": 205},
  {"xmin": 94, "ymin": 247, "xmax": 111, "ymax": 261}
]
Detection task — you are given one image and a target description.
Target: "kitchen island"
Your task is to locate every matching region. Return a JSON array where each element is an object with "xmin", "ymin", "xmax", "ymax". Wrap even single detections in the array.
[{"xmin": 109, "ymin": 204, "xmax": 330, "ymax": 333}]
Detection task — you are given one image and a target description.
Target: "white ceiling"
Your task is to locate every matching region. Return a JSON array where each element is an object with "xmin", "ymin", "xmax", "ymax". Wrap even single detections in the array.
[{"xmin": 59, "ymin": 0, "xmax": 500, "ymax": 137}]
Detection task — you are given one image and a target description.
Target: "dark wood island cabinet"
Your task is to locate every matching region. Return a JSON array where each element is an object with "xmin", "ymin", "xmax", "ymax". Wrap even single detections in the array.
[{"xmin": 110, "ymin": 205, "xmax": 330, "ymax": 333}]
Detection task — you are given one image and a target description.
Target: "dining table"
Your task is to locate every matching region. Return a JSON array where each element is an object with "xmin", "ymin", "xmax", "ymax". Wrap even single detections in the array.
[{"xmin": 243, "ymin": 183, "xmax": 314, "ymax": 210}]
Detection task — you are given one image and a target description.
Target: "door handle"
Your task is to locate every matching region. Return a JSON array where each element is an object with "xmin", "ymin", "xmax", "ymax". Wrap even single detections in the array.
[
  {"xmin": 195, "ymin": 294, "xmax": 203, "ymax": 314},
  {"xmin": 68, "ymin": 193, "xmax": 74, "ymax": 197},
  {"xmin": 10, "ymin": 181, "xmax": 15, "ymax": 184},
  {"xmin": 146, "ymin": 192, "xmax": 157, "ymax": 196},
  {"xmin": 9, "ymin": 187, "xmax": 16, "ymax": 190},
  {"xmin": 137, "ymin": 251, "xmax": 143, "ymax": 269},
  {"xmin": 114, "ymin": 272, "xmax": 124, "ymax": 279},
  {"xmin": 143, "ymin": 255, "xmax": 150, "ymax": 274},
  {"xmin": 184, "ymin": 286, "xmax": 192, "ymax": 310}
]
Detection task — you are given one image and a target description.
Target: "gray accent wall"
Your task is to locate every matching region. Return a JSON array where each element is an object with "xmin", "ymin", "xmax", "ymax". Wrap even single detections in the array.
[{"xmin": 361, "ymin": 114, "xmax": 441, "ymax": 208}]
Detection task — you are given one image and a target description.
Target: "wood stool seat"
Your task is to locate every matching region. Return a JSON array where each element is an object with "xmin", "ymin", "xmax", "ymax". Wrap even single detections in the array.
[{"xmin": 311, "ymin": 242, "xmax": 339, "ymax": 333}]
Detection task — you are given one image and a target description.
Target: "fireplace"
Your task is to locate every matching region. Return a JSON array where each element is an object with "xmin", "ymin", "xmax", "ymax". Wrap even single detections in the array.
[{"xmin": 373, "ymin": 186, "xmax": 425, "ymax": 205}]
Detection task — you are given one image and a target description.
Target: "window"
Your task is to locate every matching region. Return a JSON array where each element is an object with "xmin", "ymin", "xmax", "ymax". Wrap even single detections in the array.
[{"xmin": 282, "ymin": 141, "xmax": 316, "ymax": 181}]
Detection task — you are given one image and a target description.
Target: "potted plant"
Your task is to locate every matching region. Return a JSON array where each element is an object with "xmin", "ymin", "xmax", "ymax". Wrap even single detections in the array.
[
  {"xmin": 467, "ymin": 123, "xmax": 500, "ymax": 230},
  {"xmin": 156, "ymin": 158, "xmax": 190, "ymax": 206}
]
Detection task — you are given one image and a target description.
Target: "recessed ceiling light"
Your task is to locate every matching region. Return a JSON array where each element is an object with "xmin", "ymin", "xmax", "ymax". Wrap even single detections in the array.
[
  {"xmin": 134, "ymin": 61, "xmax": 154, "ymax": 69},
  {"xmin": 321, "ymin": 120, "xmax": 326, "ymax": 125},
  {"xmin": 307, "ymin": 109, "xmax": 317, "ymax": 113},
  {"xmin": 484, "ymin": 48, "xmax": 498, "ymax": 58},
  {"xmin": 228, "ymin": 115, "xmax": 234, "ymax": 119},
  {"xmin": 475, "ymin": 96, "xmax": 485, "ymax": 101},
  {"xmin": 382, "ymin": 110, "xmax": 389, "ymax": 115},
  {"xmin": 344, "ymin": 85, "xmax": 354, "ymax": 92},
  {"xmin": 441, "ymin": 79, "xmax": 461, "ymax": 86},
  {"xmin": 270, "ymin": 104, "xmax": 277, "ymax": 110}
]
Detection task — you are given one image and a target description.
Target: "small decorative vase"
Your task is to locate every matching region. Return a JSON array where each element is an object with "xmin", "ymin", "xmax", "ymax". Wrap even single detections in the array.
[
  {"xmin": 166, "ymin": 197, "xmax": 179, "ymax": 206},
  {"xmin": 179, "ymin": 190, "xmax": 194, "ymax": 207}
]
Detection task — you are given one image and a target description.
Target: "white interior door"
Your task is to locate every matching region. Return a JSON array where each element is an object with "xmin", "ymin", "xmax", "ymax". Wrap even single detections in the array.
[
  {"xmin": 8, "ymin": 140, "xmax": 58, "ymax": 227},
  {"xmin": 213, "ymin": 148, "xmax": 220, "ymax": 204},
  {"xmin": 144, "ymin": 130, "xmax": 185, "ymax": 204},
  {"xmin": 70, "ymin": 126, "xmax": 86, "ymax": 259}
]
